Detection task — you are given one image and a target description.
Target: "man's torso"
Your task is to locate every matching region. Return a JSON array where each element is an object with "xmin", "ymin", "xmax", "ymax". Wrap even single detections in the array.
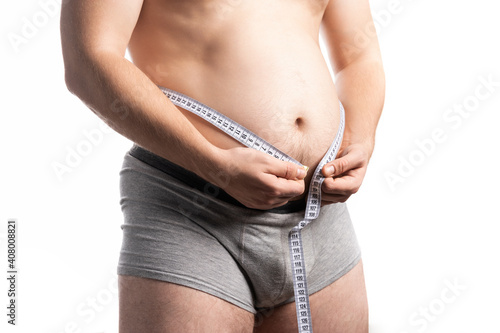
[{"xmin": 128, "ymin": 0, "xmax": 341, "ymax": 196}]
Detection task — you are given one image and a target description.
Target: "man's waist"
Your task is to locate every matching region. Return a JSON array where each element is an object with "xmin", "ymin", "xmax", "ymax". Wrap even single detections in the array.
[{"xmin": 128, "ymin": 144, "xmax": 307, "ymax": 214}]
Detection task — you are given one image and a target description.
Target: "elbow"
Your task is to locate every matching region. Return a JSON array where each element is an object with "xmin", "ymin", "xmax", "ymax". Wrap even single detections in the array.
[
  {"xmin": 62, "ymin": 48, "xmax": 115, "ymax": 97},
  {"xmin": 63, "ymin": 54, "xmax": 92, "ymax": 99},
  {"xmin": 61, "ymin": 41, "xmax": 94, "ymax": 97},
  {"xmin": 64, "ymin": 66, "xmax": 79, "ymax": 95},
  {"xmin": 61, "ymin": 35, "xmax": 80, "ymax": 94},
  {"xmin": 61, "ymin": 44, "xmax": 80, "ymax": 93},
  {"xmin": 62, "ymin": 48, "xmax": 89, "ymax": 97}
]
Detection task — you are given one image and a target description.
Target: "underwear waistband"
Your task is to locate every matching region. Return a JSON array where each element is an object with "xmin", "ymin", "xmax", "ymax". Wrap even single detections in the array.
[{"xmin": 128, "ymin": 144, "xmax": 307, "ymax": 214}]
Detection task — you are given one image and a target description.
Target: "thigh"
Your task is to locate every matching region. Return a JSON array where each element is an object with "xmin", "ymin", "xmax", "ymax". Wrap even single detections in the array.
[
  {"xmin": 254, "ymin": 260, "xmax": 368, "ymax": 333},
  {"xmin": 119, "ymin": 275, "xmax": 255, "ymax": 333}
]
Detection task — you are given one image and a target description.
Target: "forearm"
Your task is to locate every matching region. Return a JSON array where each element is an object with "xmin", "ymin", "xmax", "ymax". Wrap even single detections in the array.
[
  {"xmin": 334, "ymin": 58, "xmax": 385, "ymax": 155},
  {"xmin": 64, "ymin": 51, "xmax": 223, "ymax": 182}
]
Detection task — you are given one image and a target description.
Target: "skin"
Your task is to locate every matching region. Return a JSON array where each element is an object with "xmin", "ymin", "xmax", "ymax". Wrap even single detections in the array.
[{"xmin": 61, "ymin": 0, "xmax": 384, "ymax": 331}]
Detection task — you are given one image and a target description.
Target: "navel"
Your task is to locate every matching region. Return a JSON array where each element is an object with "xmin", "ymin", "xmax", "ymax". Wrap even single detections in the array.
[{"xmin": 295, "ymin": 117, "xmax": 305, "ymax": 129}]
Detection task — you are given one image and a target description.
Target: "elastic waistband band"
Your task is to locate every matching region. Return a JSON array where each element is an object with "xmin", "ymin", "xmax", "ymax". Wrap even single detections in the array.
[{"xmin": 128, "ymin": 144, "xmax": 307, "ymax": 214}]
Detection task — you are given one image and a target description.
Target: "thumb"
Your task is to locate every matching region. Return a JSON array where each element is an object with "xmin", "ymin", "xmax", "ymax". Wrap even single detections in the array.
[
  {"xmin": 273, "ymin": 161, "xmax": 308, "ymax": 180},
  {"xmin": 322, "ymin": 155, "xmax": 351, "ymax": 178}
]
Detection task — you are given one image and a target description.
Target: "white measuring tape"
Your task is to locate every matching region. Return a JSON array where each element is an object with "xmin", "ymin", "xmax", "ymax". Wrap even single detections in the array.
[{"xmin": 160, "ymin": 86, "xmax": 345, "ymax": 333}]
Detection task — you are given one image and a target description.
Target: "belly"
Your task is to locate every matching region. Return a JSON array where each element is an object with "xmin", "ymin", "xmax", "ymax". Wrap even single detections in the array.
[{"xmin": 129, "ymin": 0, "xmax": 340, "ymax": 177}]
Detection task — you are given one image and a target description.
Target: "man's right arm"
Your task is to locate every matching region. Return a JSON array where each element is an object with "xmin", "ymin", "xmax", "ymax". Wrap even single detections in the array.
[
  {"xmin": 60, "ymin": 0, "xmax": 305, "ymax": 209},
  {"xmin": 61, "ymin": 0, "xmax": 223, "ymax": 179}
]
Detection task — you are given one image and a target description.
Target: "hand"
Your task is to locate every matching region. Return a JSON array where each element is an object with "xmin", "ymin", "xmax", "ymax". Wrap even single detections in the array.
[
  {"xmin": 209, "ymin": 147, "xmax": 307, "ymax": 210},
  {"xmin": 320, "ymin": 143, "xmax": 372, "ymax": 204}
]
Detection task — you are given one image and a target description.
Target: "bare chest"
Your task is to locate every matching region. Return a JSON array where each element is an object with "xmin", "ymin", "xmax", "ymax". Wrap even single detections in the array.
[{"xmin": 144, "ymin": 0, "xmax": 329, "ymax": 18}]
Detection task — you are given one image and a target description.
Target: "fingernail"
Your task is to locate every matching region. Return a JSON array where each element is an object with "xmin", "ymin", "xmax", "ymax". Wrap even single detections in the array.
[
  {"xmin": 297, "ymin": 168, "xmax": 306, "ymax": 178},
  {"xmin": 325, "ymin": 165, "xmax": 334, "ymax": 175}
]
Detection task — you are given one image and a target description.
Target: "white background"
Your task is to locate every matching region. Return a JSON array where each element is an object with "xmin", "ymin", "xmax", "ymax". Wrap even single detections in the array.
[{"xmin": 1, "ymin": 0, "xmax": 499, "ymax": 332}]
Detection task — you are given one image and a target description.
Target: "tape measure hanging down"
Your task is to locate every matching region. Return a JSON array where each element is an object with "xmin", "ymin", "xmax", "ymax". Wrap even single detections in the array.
[{"xmin": 159, "ymin": 86, "xmax": 345, "ymax": 333}]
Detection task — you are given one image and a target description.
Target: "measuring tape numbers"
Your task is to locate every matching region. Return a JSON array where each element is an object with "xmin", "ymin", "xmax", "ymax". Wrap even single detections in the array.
[{"xmin": 160, "ymin": 86, "xmax": 345, "ymax": 333}]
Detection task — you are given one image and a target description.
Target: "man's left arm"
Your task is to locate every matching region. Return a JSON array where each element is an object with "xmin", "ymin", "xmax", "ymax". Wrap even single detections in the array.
[{"xmin": 320, "ymin": 0, "xmax": 385, "ymax": 203}]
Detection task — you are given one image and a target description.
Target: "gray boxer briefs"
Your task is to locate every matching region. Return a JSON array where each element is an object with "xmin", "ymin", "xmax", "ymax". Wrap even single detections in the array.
[{"xmin": 117, "ymin": 144, "xmax": 361, "ymax": 314}]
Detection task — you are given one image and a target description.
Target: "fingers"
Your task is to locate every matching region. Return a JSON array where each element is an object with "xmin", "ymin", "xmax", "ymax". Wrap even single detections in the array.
[
  {"xmin": 256, "ymin": 159, "xmax": 307, "ymax": 205},
  {"xmin": 321, "ymin": 147, "xmax": 365, "ymax": 178},
  {"xmin": 242, "ymin": 175, "xmax": 305, "ymax": 209},
  {"xmin": 320, "ymin": 177, "xmax": 360, "ymax": 204},
  {"xmin": 269, "ymin": 160, "xmax": 308, "ymax": 180},
  {"xmin": 267, "ymin": 160, "xmax": 308, "ymax": 198},
  {"xmin": 221, "ymin": 148, "xmax": 308, "ymax": 209},
  {"xmin": 273, "ymin": 176, "xmax": 306, "ymax": 197},
  {"xmin": 240, "ymin": 159, "xmax": 307, "ymax": 208},
  {"xmin": 322, "ymin": 175, "xmax": 361, "ymax": 196},
  {"xmin": 320, "ymin": 145, "xmax": 369, "ymax": 204}
]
